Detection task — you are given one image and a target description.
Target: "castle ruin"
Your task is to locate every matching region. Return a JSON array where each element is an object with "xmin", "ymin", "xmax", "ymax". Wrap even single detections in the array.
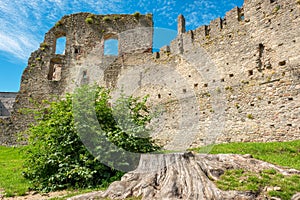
[{"xmin": 0, "ymin": 0, "xmax": 299, "ymax": 149}]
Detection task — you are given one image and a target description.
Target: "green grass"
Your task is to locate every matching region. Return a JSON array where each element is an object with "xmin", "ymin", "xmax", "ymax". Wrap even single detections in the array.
[
  {"xmin": 1, "ymin": 140, "xmax": 300, "ymax": 199},
  {"xmin": 192, "ymin": 140, "xmax": 300, "ymax": 200},
  {"xmin": 192, "ymin": 140, "xmax": 300, "ymax": 170},
  {"xmin": 0, "ymin": 146, "xmax": 30, "ymax": 197},
  {"xmin": 216, "ymin": 168, "xmax": 300, "ymax": 200}
]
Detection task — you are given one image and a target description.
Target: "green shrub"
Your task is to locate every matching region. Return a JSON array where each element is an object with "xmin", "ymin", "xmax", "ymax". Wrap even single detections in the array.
[
  {"xmin": 225, "ymin": 86, "xmax": 233, "ymax": 92},
  {"xmin": 23, "ymin": 85, "xmax": 159, "ymax": 192},
  {"xmin": 247, "ymin": 113, "xmax": 254, "ymax": 119},
  {"xmin": 146, "ymin": 13, "xmax": 152, "ymax": 19},
  {"xmin": 235, "ymin": 103, "xmax": 240, "ymax": 109},
  {"xmin": 133, "ymin": 12, "xmax": 141, "ymax": 19},
  {"xmin": 40, "ymin": 42, "xmax": 48, "ymax": 48},
  {"xmin": 103, "ymin": 16, "xmax": 111, "ymax": 22},
  {"xmin": 113, "ymin": 16, "xmax": 121, "ymax": 20},
  {"xmin": 273, "ymin": 5, "xmax": 280, "ymax": 12},
  {"xmin": 85, "ymin": 17, "xmax": 93, "ymax": 24},
  {"xmin": 55, "ymin": 20, "xmax": 63, "ymax": 27}
]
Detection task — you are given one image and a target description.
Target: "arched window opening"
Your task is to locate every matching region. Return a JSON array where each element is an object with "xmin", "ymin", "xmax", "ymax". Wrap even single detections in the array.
[
  {"xmin": 104, "ymin": 39, "xmax": 119, "ymax": 56},
  {"xmin": 55, "ymin": 36, "xmax": 66, "ymax": 55}
]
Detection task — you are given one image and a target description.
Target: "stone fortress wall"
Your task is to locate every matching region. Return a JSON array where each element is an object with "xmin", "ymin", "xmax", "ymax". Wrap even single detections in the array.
[
  {"xmin": 108, "ymin": 0, "xmax": 300, "ymax": 149},
  {"xmin": 0, "ymin": 0, "xmax": 299, "ymax": 148},
  {"xmin": 167, "ymin": 0, "xmax": 300, "ymax": 147},
  {"xmin": 0, "ymin": 92, "xmax": 17, "ymax": 117},
  {"xmin": 0, "ymin": 92, "xmax": 17, "ymax": 145}
]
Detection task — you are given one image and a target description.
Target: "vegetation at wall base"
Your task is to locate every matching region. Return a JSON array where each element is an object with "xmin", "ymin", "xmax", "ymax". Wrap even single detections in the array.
[
  {"xmin": 22, "ymin": 85, "xmax": 160, "ymax": 192},
  {"xmin": 0, "ymin": 112, "xmax": 300, "ymax": 199},
  {"xmin": 1, "ymin": 124, "xmax": 299, "ymax": 198}
]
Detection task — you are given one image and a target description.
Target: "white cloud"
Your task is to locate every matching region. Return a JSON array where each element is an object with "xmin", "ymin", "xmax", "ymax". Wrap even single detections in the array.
[
  {"xmin": 0, "ymin": 33, "xmax": 23, "ymax": 54},
  {"xmin": 0, "ymin": 0, "xmax": 127, "ymax": 62},
  {"xmin": 0, "ymin": 0, "xmax": 243, "ymax": 62},
  {"xmin": 0, "ymin": 1, "xmax": 43, "ymax": 60}
]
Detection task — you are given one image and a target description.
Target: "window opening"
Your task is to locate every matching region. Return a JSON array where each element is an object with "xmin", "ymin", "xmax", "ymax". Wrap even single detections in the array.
[
  {"xmin": 104, "ymin": 39, "xmax": 119, "ymax": 56},
  {"xmin": 55, "ymin": 36, "xmax": 66, "ymax": 55}
]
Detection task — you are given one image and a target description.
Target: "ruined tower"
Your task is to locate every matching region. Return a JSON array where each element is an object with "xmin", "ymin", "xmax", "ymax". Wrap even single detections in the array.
[{"xmin": 0, "ymin": 13, "xmax": 154, "ymax": 145}]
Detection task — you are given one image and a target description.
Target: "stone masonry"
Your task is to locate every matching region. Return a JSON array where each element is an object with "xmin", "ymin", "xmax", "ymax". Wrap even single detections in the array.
[
  {"xmin": 0, "ymin": 0, "xmax": 299, "ymax": 148},
  {"xmin": 0, "ymin": 92, "xmax": 17, "ymax": 117},
  {"xmin": 0, "ymin": 92, "xmax": 17, "ymax": 145}
]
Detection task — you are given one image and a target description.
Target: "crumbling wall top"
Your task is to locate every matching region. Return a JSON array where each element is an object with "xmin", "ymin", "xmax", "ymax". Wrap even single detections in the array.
[{"xmin": 41, "ymin": 12, "xmax": 153, "ymax": 57}]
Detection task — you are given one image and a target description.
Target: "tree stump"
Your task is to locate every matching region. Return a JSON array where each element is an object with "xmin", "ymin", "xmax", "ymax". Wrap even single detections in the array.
[{"xmin": 68, "ymin": 153, "xmax": 300, "ymax": 200}]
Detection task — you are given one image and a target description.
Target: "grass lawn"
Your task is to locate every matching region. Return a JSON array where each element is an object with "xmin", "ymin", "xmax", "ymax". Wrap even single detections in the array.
[
  {"xmin": 0, "ymin": 145, "xmax": 30, "ymax": 197},
  {"xmin": 192, "ymin": 140, "xmax": 300, "ymax": 200},
  {"xmin": 192, "ymin": 140, "xmax": 300, "ymax": 170},
  {"xmin": 216, "ymin": 168, "xmax": 300, "ymax": 200},
  {"xmin": 0, "ymin": 140, "xmax": 299, "ymax": 199}
]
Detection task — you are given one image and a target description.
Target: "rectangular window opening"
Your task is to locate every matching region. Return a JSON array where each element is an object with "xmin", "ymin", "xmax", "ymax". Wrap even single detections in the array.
[
  {"xmin": 104, "ymin": 38, "xmax": 119, "ymax": 56},
  {"xmin": 55, "ymin": 36, "xmax": 66, "ymax": 55},
  {"xmin": 48, "ymin": 60, "xmax": 62, "ymax": 81}
]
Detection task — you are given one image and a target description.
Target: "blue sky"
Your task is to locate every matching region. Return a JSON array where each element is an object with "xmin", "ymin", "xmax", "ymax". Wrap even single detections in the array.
[{"xmin": 0, "ymin": 0, "xmax": 244, "ymax": 92}]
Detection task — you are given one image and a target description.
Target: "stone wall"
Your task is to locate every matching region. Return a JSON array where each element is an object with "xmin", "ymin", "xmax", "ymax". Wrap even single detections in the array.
[
  {"xmin": 0, "ymin": 92, "xmax": 17, "ymax": 116},
  {"xmin": 111, "ymin": 0, "xmax": 300, "ymax": 149},
  {"xmin": 0, "ymin": 93, "xmax": 17, "ymax": 145},
  {"xmin": 0, "ymin": 13, "xmax": 153, "ymax": 145},
  {"xmin": 0, "ymin": 0, "xmax": 299, "ymax": 148},
  {"xmin": 0, "ymin": 117, "xmax": 16, "ymax": 145},
  {"xmin": 168, "ymin": 0, "xmax": 300, "ymax": 146}
]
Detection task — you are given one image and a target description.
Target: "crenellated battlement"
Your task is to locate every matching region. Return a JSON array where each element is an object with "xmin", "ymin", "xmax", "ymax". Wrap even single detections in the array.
[
  {"xmin": 190, "ymin": 5, "xmax": 243, "ymax": 41},
  {"xmin": 166, "ymin": 0, "xmax": 299, "ymax": 146},
  {"xmin": 173, "ymin": 0, "xmax": 298, "ymax": 47}
]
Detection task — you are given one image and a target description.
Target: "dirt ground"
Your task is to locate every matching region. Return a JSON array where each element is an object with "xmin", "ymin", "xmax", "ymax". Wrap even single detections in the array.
[{"xmin": 1, "ymin": 190, "xmax": 72, "ymax": 200}]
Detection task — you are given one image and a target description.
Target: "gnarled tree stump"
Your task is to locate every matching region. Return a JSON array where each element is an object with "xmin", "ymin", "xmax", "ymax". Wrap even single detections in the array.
[{"xmin": 68, "ymin": 153, "xmax": 300, "ymax": 200}]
